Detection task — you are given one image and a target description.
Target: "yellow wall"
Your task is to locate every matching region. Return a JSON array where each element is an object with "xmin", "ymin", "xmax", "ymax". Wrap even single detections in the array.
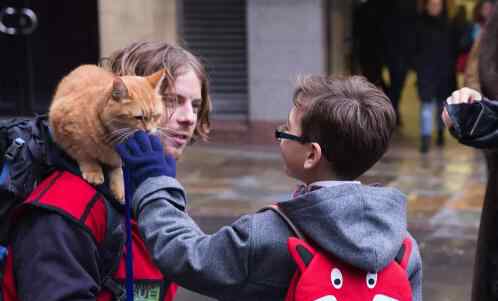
[{"xmin": 98, "ymin": 0, "xmax": 177, "ymax": 58}]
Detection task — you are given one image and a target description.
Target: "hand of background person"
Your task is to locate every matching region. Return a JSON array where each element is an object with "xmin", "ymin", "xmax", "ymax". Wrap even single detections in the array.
[
  {"xmin": 116, "ymin": 131, "xmax": 176, "ymax": 203},
  {"xmin": 442, "ymin": 87, "xmax": 482, "ymax": 128}
]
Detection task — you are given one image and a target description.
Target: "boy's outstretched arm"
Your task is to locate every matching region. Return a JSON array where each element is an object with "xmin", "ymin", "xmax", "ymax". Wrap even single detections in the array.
[
  {"xmin": 443, "ymin": 87, "xmax": 498, "ymax": 148},
  {"xmin": 133, "ymin": 176, "xmax": 253, "ymax": 299}
]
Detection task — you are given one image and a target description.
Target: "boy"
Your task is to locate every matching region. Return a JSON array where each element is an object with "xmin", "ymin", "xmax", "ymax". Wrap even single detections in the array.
[{"xmin": 117, "ymin": 75, "xmax": 423, "ymax": 301}]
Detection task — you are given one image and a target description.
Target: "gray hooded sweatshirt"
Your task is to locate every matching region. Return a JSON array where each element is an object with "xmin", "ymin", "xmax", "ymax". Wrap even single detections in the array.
[{"xmin": 133, "ymin": 176, "xmax": 422, "ymax": 301}]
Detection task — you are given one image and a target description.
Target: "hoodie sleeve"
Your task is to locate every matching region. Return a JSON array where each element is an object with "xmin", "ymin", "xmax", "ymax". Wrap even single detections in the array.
[
  {"xmin": 406, "ymin": 235, "xmax": 423, "ymax": 301},
  {"xmin": 133, "ymin": 176, "xmax": 252, "ymax": 300},
  {"xmin": 447, "ymin": 99, "xmax": 498, "ymax": 148}
]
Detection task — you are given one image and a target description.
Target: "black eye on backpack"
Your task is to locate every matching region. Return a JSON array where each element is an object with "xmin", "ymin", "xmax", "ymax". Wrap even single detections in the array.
[{"xmin": 0, "ymin": 115, "xmax": 54, "ymax": 245}]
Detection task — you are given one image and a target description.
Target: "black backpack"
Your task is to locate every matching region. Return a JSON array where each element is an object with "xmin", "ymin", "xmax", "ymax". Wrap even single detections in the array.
[
  {"xmin": 0, "ymin": 115, "xmax": 55, "ymax": 245},
  {"xmin": 0, "ymin": 115, "xmax": 127, "ymax": 300}
]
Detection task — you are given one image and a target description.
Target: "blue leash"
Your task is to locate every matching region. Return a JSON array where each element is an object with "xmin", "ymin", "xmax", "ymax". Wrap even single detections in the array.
[
  {"xmin": 124, "ymin": 167, "xmax": 134, "ymax": 301},
  {"xmin": 0, "ymin": 161, "xmax": 10, "ymax": 189}
]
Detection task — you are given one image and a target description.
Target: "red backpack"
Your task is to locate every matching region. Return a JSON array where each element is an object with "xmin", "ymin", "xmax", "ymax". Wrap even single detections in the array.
[{"xmin": 263, "ymin": 205, "xmax": 413, "ymax": 301}]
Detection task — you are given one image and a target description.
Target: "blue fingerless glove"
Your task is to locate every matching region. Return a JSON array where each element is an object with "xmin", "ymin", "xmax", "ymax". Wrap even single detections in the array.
[{"xmin": 116, "ymin": 131, "xmax": 176, "ymax": 196}]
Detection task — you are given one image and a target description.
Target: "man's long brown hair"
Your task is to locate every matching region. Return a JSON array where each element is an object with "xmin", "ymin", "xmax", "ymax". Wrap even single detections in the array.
[
  {"xmin": 293, "ymin": 75, "xmax": 396, "ymax": 180},
  {"xmin": 101, "ymin": 41, "xmax": 211, "ymax": 142}
]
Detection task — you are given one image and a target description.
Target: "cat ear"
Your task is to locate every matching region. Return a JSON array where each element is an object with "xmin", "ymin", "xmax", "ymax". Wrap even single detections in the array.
[
  {"xmin": 111, "ymin": 77, "xmax": 129, "ymax": 102},
  {"xmin": 146, "ymin": 69, "xmax": 165, "ymax": 88}
]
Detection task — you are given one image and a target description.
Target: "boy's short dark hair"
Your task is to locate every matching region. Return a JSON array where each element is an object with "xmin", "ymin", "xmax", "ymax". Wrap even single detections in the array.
[{"xmin": 293, "ymin": 75, "xmax": 396, "ymax": 180}]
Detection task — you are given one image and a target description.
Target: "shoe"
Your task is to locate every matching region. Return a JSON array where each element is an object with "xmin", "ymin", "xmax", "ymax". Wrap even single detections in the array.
[
  {"xmin": 420, "ymin": 135, "xmax": 431, "ymax": 153},
  {"xmin": 437, "ymin": 130, "xmax": 445, "ymax": 147}
]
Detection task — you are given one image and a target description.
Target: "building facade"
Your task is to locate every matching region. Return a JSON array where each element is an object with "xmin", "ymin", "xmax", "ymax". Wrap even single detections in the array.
[{"xmin": 0, "ymin": 0, "xmax": 354, "ymax": 143}]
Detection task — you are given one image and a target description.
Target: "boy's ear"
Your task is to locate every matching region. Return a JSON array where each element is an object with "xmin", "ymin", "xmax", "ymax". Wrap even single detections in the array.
[{"xmin": 303, "ymin": 142, "xmax": 322, "ymax": 170}]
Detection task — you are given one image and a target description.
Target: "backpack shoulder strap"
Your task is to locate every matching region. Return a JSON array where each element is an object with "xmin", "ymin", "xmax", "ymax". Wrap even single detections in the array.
[
  {"xmin": 394, "ymin": 236, "xmax": 413, "ymax": 270},
  {"xmin": 20, "ymin": 170, "xmax": 126, "ymax": 299},
  {"xmin": 23, "ymin": 171, "xmax": 105, "ymax": 237},
  {"xmin": 259, "ymin": 204, "xmax": 305, "ymax": 240},
  {"xmin": 100, "ymin": 199, "xmax": 126, "ymax": 300}
]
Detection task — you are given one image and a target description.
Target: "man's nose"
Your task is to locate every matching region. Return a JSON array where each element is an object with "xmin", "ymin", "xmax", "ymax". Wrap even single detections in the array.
[{"xmin": 176, "ymin": 102, "xmax": 195, "ymax": 125}]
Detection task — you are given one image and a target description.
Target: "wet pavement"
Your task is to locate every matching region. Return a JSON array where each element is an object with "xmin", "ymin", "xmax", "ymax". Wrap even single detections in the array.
[{"xmin": 174, "ymin": 73, "xmax": 487, "ymax": 301}]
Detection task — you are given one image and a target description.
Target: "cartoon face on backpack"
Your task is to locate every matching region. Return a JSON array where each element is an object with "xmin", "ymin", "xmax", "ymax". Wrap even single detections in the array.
[{"xmin": 286, "ymin": 238, "xmax": 412, "ymax": 301}]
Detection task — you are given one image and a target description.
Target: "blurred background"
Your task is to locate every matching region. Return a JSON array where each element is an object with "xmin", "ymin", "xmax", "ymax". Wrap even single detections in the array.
[{"xmin": 0, "ymin": 0, "xmax": 491, "ymax": 300}]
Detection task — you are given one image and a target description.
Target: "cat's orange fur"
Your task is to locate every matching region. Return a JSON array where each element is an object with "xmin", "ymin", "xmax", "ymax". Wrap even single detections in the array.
[{"xmin": 49, "ymin": 64, "xmax": 165, "ymax": 202}]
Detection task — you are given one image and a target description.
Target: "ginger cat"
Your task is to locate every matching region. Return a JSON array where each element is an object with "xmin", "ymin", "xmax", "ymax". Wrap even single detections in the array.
[{"xmin": 49, "ymin": 64, "xmax": 165, "ymax": 202}]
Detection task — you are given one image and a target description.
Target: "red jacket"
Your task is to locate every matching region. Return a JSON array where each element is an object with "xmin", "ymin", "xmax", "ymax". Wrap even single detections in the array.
[{"xmin": 2, "ymin": 171, "xmax": 177, "ymax": 301}]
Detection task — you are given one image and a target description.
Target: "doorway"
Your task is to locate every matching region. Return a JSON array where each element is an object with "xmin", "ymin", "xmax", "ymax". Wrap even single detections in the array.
[{"xmin": 0, "ymin": 0, "xmax": 99, "ymax": 116}]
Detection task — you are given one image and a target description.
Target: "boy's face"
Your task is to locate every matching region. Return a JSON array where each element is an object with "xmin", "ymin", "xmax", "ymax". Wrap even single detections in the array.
[{"xmin": 278, "ymin": 106, "xmax": 309, "ymax": 181}]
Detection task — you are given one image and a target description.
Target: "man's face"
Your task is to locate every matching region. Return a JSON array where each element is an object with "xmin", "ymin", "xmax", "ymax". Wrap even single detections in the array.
[
  {"xmin": 278, "ymin": 106, "xmax": 309, "ymax": 181},
  {"xmin": 161, "ymin": 68, "xmax": 202, "ymax": 159}
]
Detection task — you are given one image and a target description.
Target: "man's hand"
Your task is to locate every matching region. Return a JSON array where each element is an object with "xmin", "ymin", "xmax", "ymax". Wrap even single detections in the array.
[
  {"xmin": 442, "ymin": 87, "xmax": 482, "ymax": 128},
  {"xmin": 116, "ymin": 131, "xmax": 176, "ymax": 202}
]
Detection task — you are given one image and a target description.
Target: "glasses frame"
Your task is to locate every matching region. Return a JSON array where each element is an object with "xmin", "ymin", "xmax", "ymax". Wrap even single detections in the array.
[{"xmin": 275, "ymin": 129, "xmax": 310, "ymax": 144}]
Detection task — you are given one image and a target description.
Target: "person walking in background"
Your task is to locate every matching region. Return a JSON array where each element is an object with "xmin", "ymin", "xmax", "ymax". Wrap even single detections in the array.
[
  {"xmin": 353, "ymin": 0, "xmax": 388, "ymax": 91},
  {"xmin": 382, "ymin": 0, "xmax": 418, "ymax": 127},
  {"xmin": 414, "ymin": 0, "xmax": 455, "ymax": 153}
]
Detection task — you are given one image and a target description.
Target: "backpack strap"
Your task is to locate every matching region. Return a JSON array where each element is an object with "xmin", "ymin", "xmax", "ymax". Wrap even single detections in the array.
[
  {"xmin": 259, "ymin": 204, "xmax": 305, "ymax": 240},
  {"xmin": 395, "ymin": 236, "xmax": 413, "ymax": 270},
  {"xmin": 100, "ymin": 200, "xmax": 126, "ymax": 301},
  {"xmin": 19, "ymin": 170, "xmax": 126, "ymax": 300}
]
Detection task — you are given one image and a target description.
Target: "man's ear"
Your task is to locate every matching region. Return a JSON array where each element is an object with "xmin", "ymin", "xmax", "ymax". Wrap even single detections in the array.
[{"xmin": 303, "ymin": 142, "xmax": 322, "ymax": 170}]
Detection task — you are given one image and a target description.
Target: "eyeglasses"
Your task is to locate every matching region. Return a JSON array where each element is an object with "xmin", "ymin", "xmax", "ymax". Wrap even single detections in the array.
[{"xmin": 275, "ymin": 125, "xmax": 310, "ymax": 144}]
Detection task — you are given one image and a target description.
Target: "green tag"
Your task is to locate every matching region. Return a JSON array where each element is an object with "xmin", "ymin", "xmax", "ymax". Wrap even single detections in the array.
[{"xmin": 134, "ymin": 282, "xmax": 162, "ymax": 301}]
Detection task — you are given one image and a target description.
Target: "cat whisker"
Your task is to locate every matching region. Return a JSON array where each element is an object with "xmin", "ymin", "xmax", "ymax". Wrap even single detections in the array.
[
  {"xmin": 118, "ymin": 129, "xmax": 138, "ymax": 144},
  {"xmin": 105, "ymin": 128, "xmax": 137, "ymax": 145}
]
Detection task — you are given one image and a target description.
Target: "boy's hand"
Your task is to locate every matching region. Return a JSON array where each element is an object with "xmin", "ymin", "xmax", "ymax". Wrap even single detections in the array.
[
  {"xmin": 442, "ymin": 87, "xmax": 482, "ymax": 128},
  {"xmin": 116, "ymin": 131, "xmax": 176, "ymax": 201}
]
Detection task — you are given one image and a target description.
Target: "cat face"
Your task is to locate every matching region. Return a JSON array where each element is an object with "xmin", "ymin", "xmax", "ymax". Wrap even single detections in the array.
[{"xmin": 100, "ymin": 70, "xmax": 165, "ymax": 145}]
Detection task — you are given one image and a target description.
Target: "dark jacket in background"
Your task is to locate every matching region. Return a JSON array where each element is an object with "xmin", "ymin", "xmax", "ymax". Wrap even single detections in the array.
[{"xmin": 415, "ymin": 14, "xmax": 455, "ymax": 102}]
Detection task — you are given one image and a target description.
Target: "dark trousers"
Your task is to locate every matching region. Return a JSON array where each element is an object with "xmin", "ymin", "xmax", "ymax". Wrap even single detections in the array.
[{"xmin": 386, "ymin": 55, "xmax": 410, "ymax": 118}]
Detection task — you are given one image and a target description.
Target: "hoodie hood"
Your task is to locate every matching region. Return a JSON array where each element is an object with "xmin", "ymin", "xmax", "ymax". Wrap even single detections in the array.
[{"xmin": 278, "ymin": 183, "xmax": 407, "ymax": 272}]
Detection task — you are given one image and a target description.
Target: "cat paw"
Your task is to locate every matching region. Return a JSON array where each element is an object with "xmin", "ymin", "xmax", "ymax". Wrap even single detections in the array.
[
  {"xmin": 82, "ymin": 171, "xmax": 105, "ymax": 185},
  {"xmin": 110, "ymin": 177, "xmax": 125, "ymax": 204},
  {"xmin": 112, "ymin": 186, "xmax": 125, "ymax": 204}
]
